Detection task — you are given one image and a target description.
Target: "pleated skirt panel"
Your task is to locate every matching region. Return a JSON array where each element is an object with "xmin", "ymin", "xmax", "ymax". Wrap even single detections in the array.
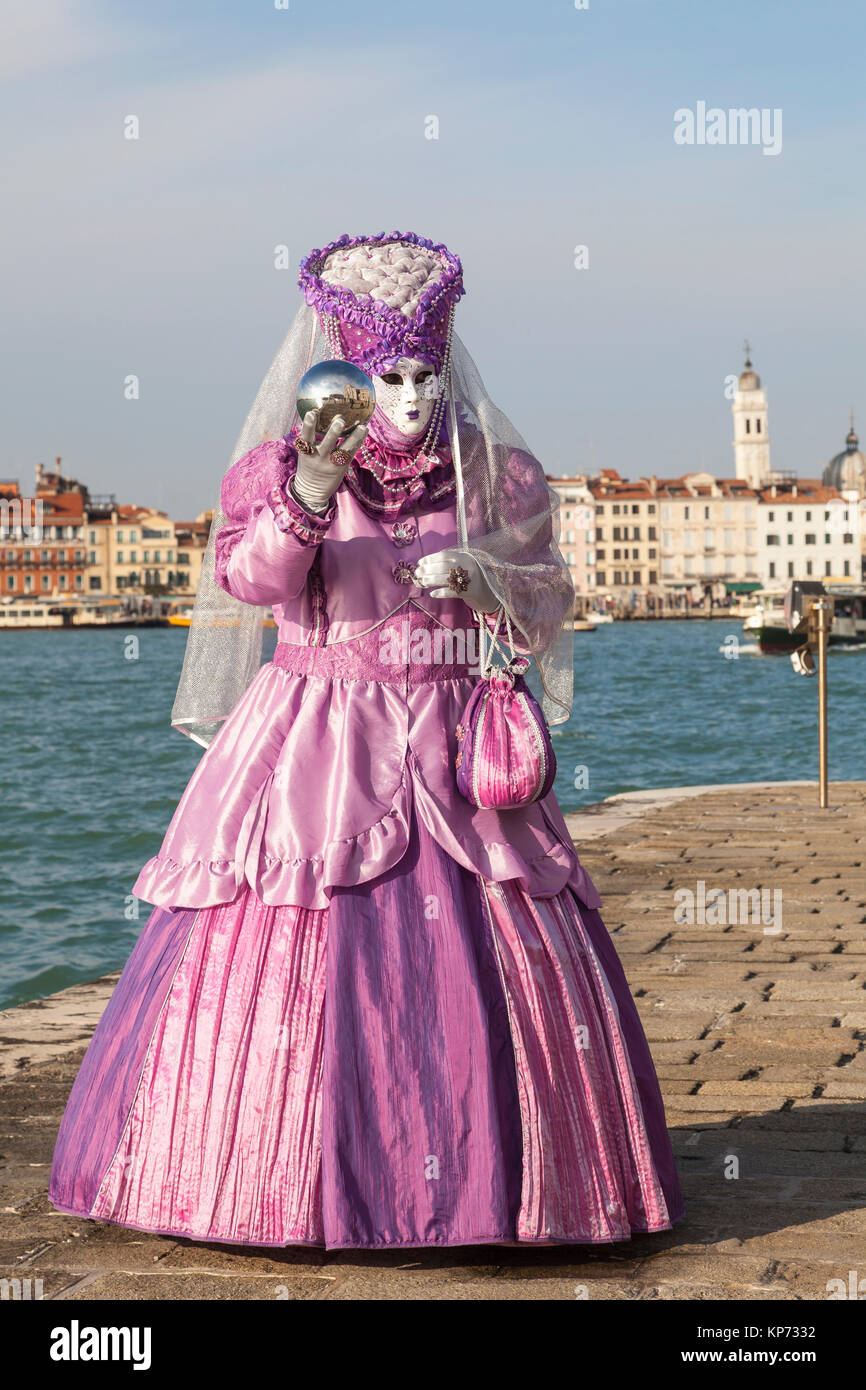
[{"xmin": 49, "ymin": 808, "xmax": 683, "ymax": 1248}]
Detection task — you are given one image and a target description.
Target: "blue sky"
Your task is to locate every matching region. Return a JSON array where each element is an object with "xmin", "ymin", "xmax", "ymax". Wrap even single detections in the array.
[{"xmin": 2, "ymin": 0, "xmax": 864, "ymax": 517}]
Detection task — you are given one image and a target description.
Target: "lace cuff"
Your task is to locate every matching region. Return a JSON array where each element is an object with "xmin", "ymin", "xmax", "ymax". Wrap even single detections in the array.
[{"xmin": 266, "ymin": 469, "xmax": 336, "ymax": 546}]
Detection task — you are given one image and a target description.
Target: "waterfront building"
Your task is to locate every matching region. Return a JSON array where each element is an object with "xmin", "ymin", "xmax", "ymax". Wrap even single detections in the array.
[
  {"xmin": 0, "ymin": 460, "xmax": 210, "ymax": 599},
  {"xmin": 0, "ymin": 471, "xmax": 87, "ymax": 597},
  {"xmin": 821, "ymin": 417, "xmax": 866, "ymax": 580},
  {"xmin": 545, "ymin": 475, "xmax": 595, "ymax": 607},
  {"xmin": 173, "ymin": 514, "xmax": 212, "ymax": 597},
  {"xmin": 86, "ymin": 504, "xmax": 190, "ymax": 594},
  {"xmin": 657, "ymin": 473, "xmax": 760, "ymax": 597},
  {"xmin": 756, "ymin": 478, "xmax": 860, "ymax": 586},
  {"xmin": 589, "ymin": 470, "xmax": 662, "ymax": 609}
]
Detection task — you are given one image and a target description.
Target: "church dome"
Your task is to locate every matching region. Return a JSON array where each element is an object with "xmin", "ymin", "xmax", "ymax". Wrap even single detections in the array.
[
  {"xmin": 738, "ymin": 352, "xmax": 760, "ymax": 391},
  {"xmin": 823, "ymin": 417, "xmax": 866, "ymax": 493}
]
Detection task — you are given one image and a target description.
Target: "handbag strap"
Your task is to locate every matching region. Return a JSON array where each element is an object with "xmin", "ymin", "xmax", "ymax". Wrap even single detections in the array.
[{"xmin": 479, "ymin": 604, "xmax": 517, "ymax": 675}]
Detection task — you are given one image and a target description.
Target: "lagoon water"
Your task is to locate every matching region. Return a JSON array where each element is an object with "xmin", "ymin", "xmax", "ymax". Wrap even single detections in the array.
[{"xmin": 1, "ymin": 621, "xmax": 864, "ymax": 1009}]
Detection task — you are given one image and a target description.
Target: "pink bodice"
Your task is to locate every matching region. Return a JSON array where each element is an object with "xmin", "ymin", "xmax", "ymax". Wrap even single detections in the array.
[{"xmin": 133, "ymin": 441, "xmax": 600, "ymax": 913}]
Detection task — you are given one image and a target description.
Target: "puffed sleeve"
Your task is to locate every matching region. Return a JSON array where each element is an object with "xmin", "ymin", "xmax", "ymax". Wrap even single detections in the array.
[{"xmin": 214, "ymin": 438, "xmax": 336, "ymax": 606}]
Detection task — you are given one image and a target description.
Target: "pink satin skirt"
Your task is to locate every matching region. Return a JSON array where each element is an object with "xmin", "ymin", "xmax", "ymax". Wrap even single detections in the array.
[{"xmin": 50, "ymin": 806, "xmax": 683, "ymax": 1248}]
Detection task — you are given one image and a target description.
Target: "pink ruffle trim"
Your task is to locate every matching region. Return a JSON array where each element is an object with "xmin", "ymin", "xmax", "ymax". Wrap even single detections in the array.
[{"xmin": 132, "ymin": 765, "xmax": 586, "ymax": 913}]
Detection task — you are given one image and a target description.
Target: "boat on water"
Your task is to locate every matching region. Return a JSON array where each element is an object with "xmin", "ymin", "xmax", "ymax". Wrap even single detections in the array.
[
  {"xmin": 741, "ymin": 589, "xmax": 795, "ymax": 652},
  {"xmin": 166, "ymin": 603, "xmax": 276, "ymax": 629},
  {"xmin": 588, "ymin": 612, "xmax": 614, "ymax": 625},
  {"xmin": 0, "ymin": 601, "xmax": 66, "ymax": 630},
  {"xmin": 743, "ymin": 582, "xmax": 866, "ymax": 653},
  {"xmin": 786, "ymin": 580, "xmax": 866, "ymax": 648},
  {"xmin": 572, "ymin": 619, "xmax": 597, "ymax": 632},
  {"xmin": 0, "ymin": 597, "xmax": 162, "ymax": 630},
  {"xmin": 167, "ymin": 606, "xmax": 196, "ymax": 626}
]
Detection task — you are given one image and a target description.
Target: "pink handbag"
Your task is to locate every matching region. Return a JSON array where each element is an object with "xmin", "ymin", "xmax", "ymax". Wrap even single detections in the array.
[{"xmin": 454, "ymin": 608, "xmax": 557, "ymax": 810}]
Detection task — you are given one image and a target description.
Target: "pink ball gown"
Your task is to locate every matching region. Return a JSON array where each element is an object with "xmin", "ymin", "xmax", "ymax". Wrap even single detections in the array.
[{"xmin": 49, "ymin": 432, "xmax": 684, "ymax": 1249}]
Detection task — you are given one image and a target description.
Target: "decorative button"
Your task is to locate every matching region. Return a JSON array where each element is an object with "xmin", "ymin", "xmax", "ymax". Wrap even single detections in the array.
[
  {"xmin": 392, "ymin": 560, "xmax": 416, "ymax": 585},
  {"xmin": 390, "ymin": 519, "xmax": 417, "ymax": 547}
]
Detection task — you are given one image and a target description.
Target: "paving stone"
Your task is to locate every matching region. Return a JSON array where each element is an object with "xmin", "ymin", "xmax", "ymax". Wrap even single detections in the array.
[
  {"xmin": 696, "ymin": 1081, "xmax": 816, "ymax": 1099},
  {"xmin": 639, "ymin": 1014, "xmax": 718, "ymax": 1042},
  {"xmin": 821, "ymin": 1081, "xmax": 866, "ymax": 1099}
]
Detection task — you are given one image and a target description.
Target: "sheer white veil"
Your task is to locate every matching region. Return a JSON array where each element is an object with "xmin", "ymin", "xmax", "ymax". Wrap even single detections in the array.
[
  {"xmin": 171, "ymin": 302, "xmax": 325, "ymax": 746},
  {"xmin": 171, "ymin": 305, "xmax": 574, "ymax": 747}
]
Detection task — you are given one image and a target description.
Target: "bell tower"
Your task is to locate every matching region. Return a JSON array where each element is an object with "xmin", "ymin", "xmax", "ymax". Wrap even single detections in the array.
[{"xmin": 732, "ymin": 343, "xmax": 771, "ymax": 487}]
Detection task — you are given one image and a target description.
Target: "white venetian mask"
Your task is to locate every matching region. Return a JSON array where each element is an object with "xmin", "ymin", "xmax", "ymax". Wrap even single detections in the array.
[{"xmin": 372, "ymin": 357, "xmax": 439, "ymax": 437}]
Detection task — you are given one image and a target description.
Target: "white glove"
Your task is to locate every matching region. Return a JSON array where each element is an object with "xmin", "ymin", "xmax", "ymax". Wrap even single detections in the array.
[
  {"xmin": 413, "ymin": 549, "xmax": 499, "ymax": 615},
  {"xmin": 289, "ymin": 410, "xmax": 368, "ymax": 515}
]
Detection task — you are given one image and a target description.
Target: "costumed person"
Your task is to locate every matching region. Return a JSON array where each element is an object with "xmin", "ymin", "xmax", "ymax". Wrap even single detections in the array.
[{"xmin": 50, "ymin": 231, "xmax": 684, "ymax": 1248}]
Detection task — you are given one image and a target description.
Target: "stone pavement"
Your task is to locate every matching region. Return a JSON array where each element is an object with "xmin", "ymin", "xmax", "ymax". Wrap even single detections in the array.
[{"xmin": 1, "ymin": 781, "xmax": 864, "ymax": 1301}]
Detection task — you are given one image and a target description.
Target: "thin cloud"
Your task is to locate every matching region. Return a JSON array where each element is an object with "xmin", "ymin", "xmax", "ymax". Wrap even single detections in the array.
[{"xmin": 0, "ymin": 0, "xmax": 148, "ymax": 78}]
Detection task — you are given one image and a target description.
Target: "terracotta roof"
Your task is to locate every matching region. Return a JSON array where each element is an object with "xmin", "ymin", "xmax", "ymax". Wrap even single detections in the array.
[
  {"xmin": 590, "ymin": 481, "xmax": 657, "ymax": 500},
  {"xmin": 757, "ymin": 483, "xmax": 842, "ymax": 504},
  {"xmin": 39, "ymin": 494, "xmax": 85, "ymax": 519},
  {"xmin": 115, "ymin": 504, "xmax": 166, "ymax": 520}
]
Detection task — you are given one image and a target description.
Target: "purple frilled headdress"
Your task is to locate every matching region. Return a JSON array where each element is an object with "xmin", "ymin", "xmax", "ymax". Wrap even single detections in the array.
[
  {"xmin": 298, "ymin": 230, "xmax": 465, "ymax": 376},
  {"xmin": 171, "ymin": 231, "xmax": 573, "ymax": 747}
]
